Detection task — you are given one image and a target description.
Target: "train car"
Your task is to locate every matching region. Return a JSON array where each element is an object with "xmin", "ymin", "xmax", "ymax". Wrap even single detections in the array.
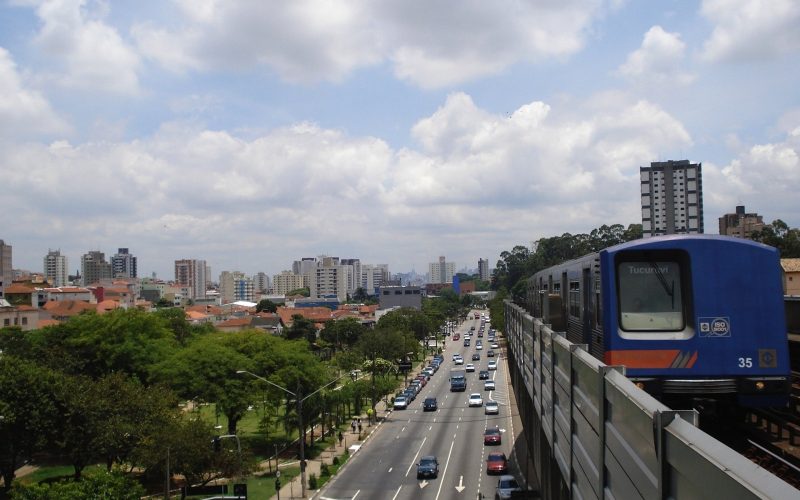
[{"xmin": 526, "ymin": 234, "xmax": 790, "ymax": 409}]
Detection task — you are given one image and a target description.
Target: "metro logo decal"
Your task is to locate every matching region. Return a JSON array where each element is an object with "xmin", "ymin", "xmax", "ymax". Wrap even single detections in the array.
[{"xmin": 699, "ymin": 317, "xmax": 731, "ymax": 337}]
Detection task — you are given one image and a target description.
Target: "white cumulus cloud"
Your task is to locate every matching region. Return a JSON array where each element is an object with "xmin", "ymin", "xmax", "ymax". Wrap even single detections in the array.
[
  {"xmin": 699, "ymin": 0, "xmax": 800, "ymax": 62},
  {"xmin": 618, "ymin": 26, "xmax": 694, "ymax": 86}
]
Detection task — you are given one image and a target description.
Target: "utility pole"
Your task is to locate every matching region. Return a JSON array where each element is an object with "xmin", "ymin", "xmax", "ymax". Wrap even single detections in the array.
[{"xmin": 297, "ymin": 383, "xmax": 306, "ymax": 498}]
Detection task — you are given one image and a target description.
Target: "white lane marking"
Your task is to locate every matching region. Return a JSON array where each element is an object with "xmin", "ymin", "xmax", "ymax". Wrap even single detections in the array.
[
  {"xmin": 352, "ymin": 490, "xmax": 360, "ymax": 499},
  {"xmin": 391, "ymin": 486, "xmax": 402, "ymax": 500},
  {"xmin": 405, "ymin": 436, "xmax": 427, "ymax": 477},
  {"xmin": 388, "ymin": 467, "xmax": 393, "ymax": 473},
  {"xmin": 435, "ymin": 436, "xmax": 458, "ymax": 500}
]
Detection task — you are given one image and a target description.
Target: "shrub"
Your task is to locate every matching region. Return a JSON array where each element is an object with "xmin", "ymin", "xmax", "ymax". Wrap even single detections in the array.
[
  {"xmin": 332, "ymin": 456, "xmax": 340, "ymax": 465},
  {"xmin": 308, "ymin": 473, "xmax": 318, "ymax": 489},
  {"xmin": 321, "ymin": 463, "xmax": 330, "ymax": 476}
]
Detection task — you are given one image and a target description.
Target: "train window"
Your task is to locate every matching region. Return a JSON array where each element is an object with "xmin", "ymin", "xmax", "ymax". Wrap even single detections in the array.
[
  {"xmin": 568, "ymin": 281, "xmax": 580, "ymax": 317},
  {"xmin": 617, "ymin": 261, "xmax": 684, "ymax": 332}
]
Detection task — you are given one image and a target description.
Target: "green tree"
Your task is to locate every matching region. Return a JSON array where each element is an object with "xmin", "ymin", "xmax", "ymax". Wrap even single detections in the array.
[
  {"xmin": 10, "ymin": 470, "xmax": 145, "ymax": 500},
  {"xmin": 752, "ymin": 219, "xmax": 800, "ymax": 257},
  {"xmin": 284, "ymin": 315, "xmax": 317, "ymax": 342},
  {"xmin": 320, "ymin": 317, "xmax": 366, "ymax": 351},
  {"xmin": 0, "ymin": 357, "xmax": 61, "ymax": 493},
  {"xmin": 287, "ymin": 287, "xmax": 310, "ymax": 297},
  {"xmin": 151, "ymin": 333, "xmax": 252, "ymax": 435},
  {"xmin": 256, "ymin": 299, "xmax": 278, "ymax": 313}
]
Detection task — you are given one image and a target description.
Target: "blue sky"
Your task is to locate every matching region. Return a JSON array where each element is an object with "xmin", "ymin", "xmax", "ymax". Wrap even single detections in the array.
[{"xmin": 1, "ymin": 0, "xmax": 798, "ymax": 280}]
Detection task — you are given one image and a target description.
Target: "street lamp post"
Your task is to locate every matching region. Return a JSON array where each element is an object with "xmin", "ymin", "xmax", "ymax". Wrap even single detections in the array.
[{"xmin": 237, "ymin": 370, "xmax": 345, "ymax": 498}]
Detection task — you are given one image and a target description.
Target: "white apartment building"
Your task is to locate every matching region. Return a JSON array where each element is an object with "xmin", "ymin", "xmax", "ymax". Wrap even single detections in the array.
[
  {"xmin": 310, "ymin": 257, "xmax": 348, "ymax": 301},
  {"xmin": 273, "ymin": 271, "xmax": 307, "ymax": 296},
  {"xmin": 429, "ymin": 256, "xmax": 455, "ymax": 284},
  {"xmin": 44, "ymin": 249, "xmax": 69, "ymax": 287},
  {"xmin": 478, "ymin": 258, "xmax": 490, "ymax": 282},
  {"xmin": 361, "ymin": 264, "xmax": 390, "ymax": 295},
  {"xmin": 641, "ymin": 160, "xmax": 704, "ymax": 237}
]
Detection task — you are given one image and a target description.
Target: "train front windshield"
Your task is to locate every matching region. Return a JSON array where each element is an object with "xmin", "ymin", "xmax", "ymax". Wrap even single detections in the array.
[{"xmin": 618, "ymin": 261, "xmax": 684, "ymax": 331}]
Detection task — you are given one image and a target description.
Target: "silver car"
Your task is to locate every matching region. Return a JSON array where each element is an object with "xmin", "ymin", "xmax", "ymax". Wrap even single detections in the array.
[{"xmin": 495, "ymin": 475, "xmax": 522, "ymax": 499}]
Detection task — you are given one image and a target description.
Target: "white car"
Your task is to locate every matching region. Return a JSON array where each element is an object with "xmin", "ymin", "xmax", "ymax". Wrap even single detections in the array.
[
  {"xmin": 468, "ymin": 393, "xmax": 483, "ymax": 407},
  {"xmin": 454, "ymin": 357, "xmax": 464, "ymax": 365},
  {"xmin": 393, "ymin": 396, "xmax": 408, "ymax": 410},
  {"xmin": 491, "ymin": 342, "xmax": 499, "ymax": 349},
  {"xmin": 484, "ymin": 380, "xmax": 496, "ymax": 391},
  {"xmin": 485, "ymin": 400, "xmax": 499, "ymax": 415},
  {"xmin": 476, "ymin": 343, "xmax": 483, "ymax": 350},
  {"xmin": 488, "ymin": 361, "xmax": 497, "ymax": 371},
  {"xmin": 465, "ymin": 363, "xmax": 475, "ymax": 372}
]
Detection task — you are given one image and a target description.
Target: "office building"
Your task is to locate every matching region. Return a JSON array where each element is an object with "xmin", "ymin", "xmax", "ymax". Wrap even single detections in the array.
[
  {"xmin": 81, "ymin": 250, "xmax": 112, "ymax": 285},
  {"xmin": 362, "ymin": 264, "xmax": 390, "ymax": 295},
  {"xmin": 219, "ymin": 271, "xmax": 255, "ymax": 303},
  {"xmin": 719, "ymin": 205, "xmax": 765, "ymax": 239},
  {"xmin": 640, "ymin": 160, "xmax": 704, "ymax": 237},
  {"xmin": 174, "ymin": 259, "xmax": 207, "ymax": 300},
  {"xmin": 111, "ymin": 248, "xmax": 137, "ymax": 278},
  {"xmin": 43, "ymin": 249, "xmax": 69, "ymax": 287}
]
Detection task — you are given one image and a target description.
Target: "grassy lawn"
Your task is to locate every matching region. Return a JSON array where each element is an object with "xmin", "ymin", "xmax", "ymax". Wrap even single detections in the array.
[{"xmin": 14, "ymin": 464, "xmax": 105, "ymax": 485}]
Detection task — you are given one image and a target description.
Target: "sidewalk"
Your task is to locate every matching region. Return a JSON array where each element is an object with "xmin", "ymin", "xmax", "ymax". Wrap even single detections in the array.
[{"xmin": 272, "ymin": 398, "xmax": 390, "ymax": 499}]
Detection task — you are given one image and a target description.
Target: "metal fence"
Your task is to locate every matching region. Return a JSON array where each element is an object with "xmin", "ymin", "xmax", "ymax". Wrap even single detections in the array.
[{"xmin": 504, "ymin": 300, "xmax": 796, "ymax": 499}]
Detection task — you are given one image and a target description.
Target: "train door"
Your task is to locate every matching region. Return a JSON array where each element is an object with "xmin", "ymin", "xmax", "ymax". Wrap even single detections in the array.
[{"xmin": 581, "ymin": 267, "xmax": 591, "ymax": 346}]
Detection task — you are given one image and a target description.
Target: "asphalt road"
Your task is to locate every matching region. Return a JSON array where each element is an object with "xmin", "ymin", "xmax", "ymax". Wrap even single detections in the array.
[{"xmin": 318, "ymin": 313, "xmax": 516, "ymax": 500}]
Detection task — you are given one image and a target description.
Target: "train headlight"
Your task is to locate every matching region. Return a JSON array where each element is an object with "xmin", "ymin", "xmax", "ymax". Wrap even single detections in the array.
[{"xmin": 755, "ymin": 381, "xmax": 765, "ymax": 391}]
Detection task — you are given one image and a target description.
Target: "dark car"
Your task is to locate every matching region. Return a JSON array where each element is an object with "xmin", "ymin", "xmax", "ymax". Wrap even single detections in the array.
[
  {"xmin": 423, "ymin": 397, "xmax": 438, "ymax": 411},
  {"xmin": 484, "ymin": 426, "xmax": 502, "ymax": 445},
  {"xmin": 417, "ymin": 455, "xmax": 439, "ymax": 479},
  {"xmin": 464, "ymin": 340, "xmax": 470, "ymax": 347},
  {"xmin": 486, "ymin": 452, "xmax": 508, "ymax": 474},
  {"xmin": 479, "ymin": 370, "xmax": 490, "ymax": 380},
  {"xmin": 472, "ymin": 353, "xmax": 481, "ymax": 361},
  {"xmin": 487, "ymin": 350, "xmax": 495, "ymax": 357}
]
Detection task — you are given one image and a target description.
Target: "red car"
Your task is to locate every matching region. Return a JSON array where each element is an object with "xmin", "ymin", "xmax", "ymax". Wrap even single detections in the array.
[
  {"xmin": 453, "ymin": 334, "xmax": 460, "ymax": 340},
  {"xmin": 486, "ymin": 452, "xmax": 508, "ymax": 474},
  {"xmin": 484, "ymin": 427, "xmax": 502, "ymax": 445}
]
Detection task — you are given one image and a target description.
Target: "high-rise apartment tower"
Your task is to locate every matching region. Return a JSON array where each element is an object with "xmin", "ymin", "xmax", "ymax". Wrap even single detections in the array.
[{"xmin": 640, "ymin": 160, "xmax": 704, "ymax": 237}]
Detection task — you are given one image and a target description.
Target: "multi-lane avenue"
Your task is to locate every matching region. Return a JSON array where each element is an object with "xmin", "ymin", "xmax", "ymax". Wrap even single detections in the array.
[{"xmin": 318, "ymin": 312, "xmax": 520, "ymax": 500}]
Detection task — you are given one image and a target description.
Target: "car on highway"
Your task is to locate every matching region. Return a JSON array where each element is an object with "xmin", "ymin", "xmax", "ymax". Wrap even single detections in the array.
[
  {"xmin": 488, "ymin": 360, "xmax": 497, "ymax": 370},
  {"xmin": 495, "ymin": 475, "xmax": 522, "ymax": 499},
  {"xmin": 423, "ymin": 367, "xmax": 435, "ymax": 377},
  {"xmin": 415, "ymin": 375, "xmax": 427, "ymax": 386},
  {"xmin": 453, "ymin": 333, "xmax": 460, "ymax": 340},
  {"xmin": 464, "ymin": 340, "xmax": 471, "ymax": 347},
  {"xmin": 403, "ymin": 388, "xmax": 416, "ymax": 402},
  {"xmin": 485, "ymin": 400, "xmax": 499, "ymax": 415},
  {"xmin": 423, "ymin": 397, "xmax": 438, "ymax": 411},
  {"xmin": 393, "ymin": 396, "xmax": 408, "ymax": 410},
  {"xmin": 468, "ymin": 393, "xmax": 483, "ymax": 407},
  {"xmin": 487, "ymin": 350, "xmax": 495, "ymax": 357},
  {"xmin": 465, "ymin": 363, "xmax": 475, "ymax": 372},
  {"xmin": 484, "ymin": 426, "xmax": 502, "ymax": 445},
  {"xmin": 454, "ymin": 356, "xmax": 464, "ymax": 365},
  {"xmin": 486, "ymin": 452, "xmax": 508, "ymax": 474},
  {"xmin": 417, "ymin": 456, "xmax": 439, "ymax": 479},
  {"xmin": 472, "ymin": 353, "xmax": 481, "ymax": 361},
  {"xmin": 479, "ymin": 370, "xmax": 489, "ymax": 380},
  {"xmin": 484, "ymin": 380, "xmax": 496, "ymax": 391},
  {"xmin": 491, "ymin": 342, "xmax": 499, "ymax": 349},
  {"xmin": 476, "ymin": 343, "xmax": 483, "ymax": 350}
]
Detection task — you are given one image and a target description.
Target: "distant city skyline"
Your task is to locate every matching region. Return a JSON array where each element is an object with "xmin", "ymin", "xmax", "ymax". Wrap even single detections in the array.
[{"xmin": 2, "ymin": 3, "xmax": 798, "ymax": 281}]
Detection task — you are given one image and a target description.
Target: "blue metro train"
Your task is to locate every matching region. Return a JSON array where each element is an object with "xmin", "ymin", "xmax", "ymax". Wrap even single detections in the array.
[{"xmin": 526, "ymin": 234, "xmax": 790, "ymax": 409}]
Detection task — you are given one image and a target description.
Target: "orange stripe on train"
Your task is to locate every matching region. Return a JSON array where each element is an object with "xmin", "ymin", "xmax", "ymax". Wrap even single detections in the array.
[{"xmin": 604, "ymin": 350, "xmax": 698, "ymax": 369}]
